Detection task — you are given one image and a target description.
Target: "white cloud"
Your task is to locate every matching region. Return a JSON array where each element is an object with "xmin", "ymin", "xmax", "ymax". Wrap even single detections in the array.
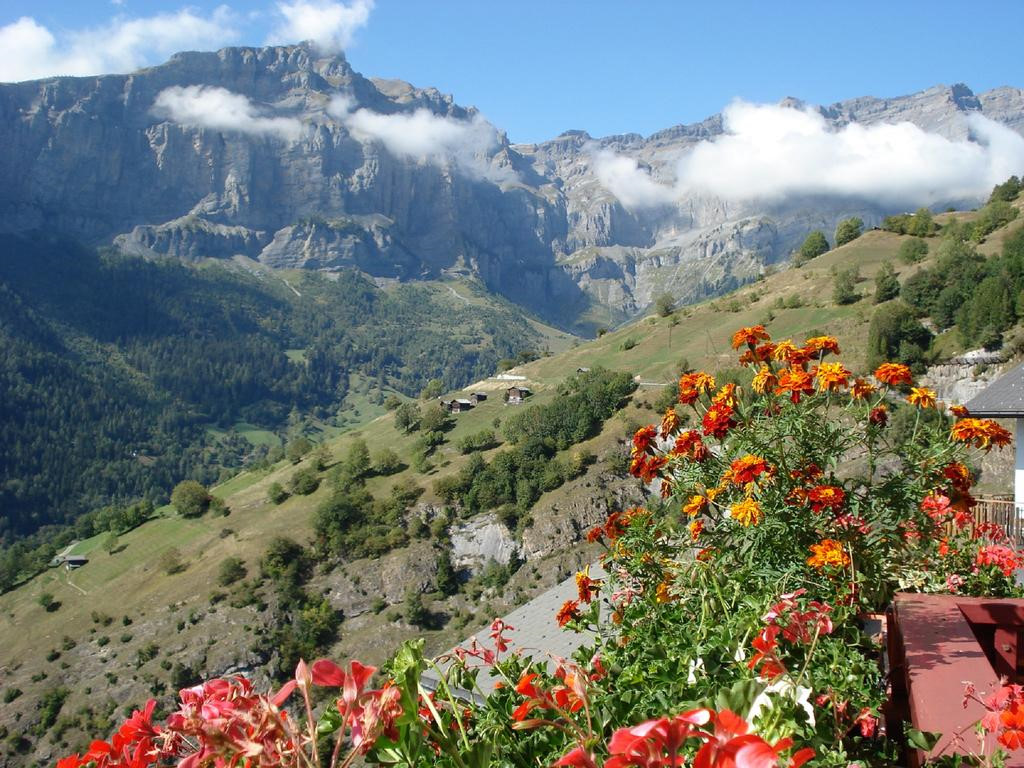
[
  {"xmin": 328, "ymin": 95, "xmax": 504, "ymax": 175},
  {"xmin": 267, "ymin": 0, "xmax": 373, "ymax": 52},
  {"xmin": 0, "ymin": 8, "xmax": 238, "ymax": 82},
  {"xmin": 153, "ymin": 85, "xmax": 304, "ymax": 141},
  {"xmin": 592, "ymin": 148, "xmax": 677, "ymax": 208},
  {"xmin": 594, "ymin": 101, "xmax": 1024, "ymax": 209}
]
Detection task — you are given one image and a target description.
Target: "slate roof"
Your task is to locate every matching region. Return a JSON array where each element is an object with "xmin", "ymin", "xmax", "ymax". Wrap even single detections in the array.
[
  {"xmin": 964, "ymin": 364, "xmax": 1024, "ymax": 417},
  {"xmin": 423, "ymin": 563, "xmax": 606, "ymax": 699}
]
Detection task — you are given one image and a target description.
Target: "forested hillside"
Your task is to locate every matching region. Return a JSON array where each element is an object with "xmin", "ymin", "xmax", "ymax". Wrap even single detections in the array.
[{"xmin": 0, "ymin": 234, "xmax": 546, "ymax": 541}]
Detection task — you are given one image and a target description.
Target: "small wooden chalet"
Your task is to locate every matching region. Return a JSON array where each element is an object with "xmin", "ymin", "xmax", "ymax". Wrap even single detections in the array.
[
  {"xmin": 506, "ymin": 386, "xmax": 532, "ymax": 405},
  {"xmin": 469, "ymin": 392, "xmax": 488, "ymax": 404},
  {"xmin": 450, "ymin": 399, "xmax": 475, "ymax": 413}
]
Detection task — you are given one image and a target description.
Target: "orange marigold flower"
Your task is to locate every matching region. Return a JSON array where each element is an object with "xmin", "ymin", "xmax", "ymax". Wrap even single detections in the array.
[
  {"xmin": 869, "ymin": 405, "xmax": 888, "ymax": 426},
  {"xmin": 678, "ymin": 372, "xmax": 716, "ymax": 405},
  {"xmin": 775, "ymin": 366, "xmax": 815, "ymax": 403},
  {"xmin": 659, "ymin": 408, "xmax": 680, "ymax": 437},
  {"xmin": 684, "ymin": 495, "xmax": 709, "ymax": 517},
  {"xmin": 732, "ymin": 324, "xmax": 771, "ymax": 349},
  {"xmin": 739, "ymin": 343, "xmax": 776, "ymax": 365},
  {"xmin": 804, "ymin": 335, "xmax": 841, "ymax": 356},
  {"xmin": 907, "ymin": 387, "xmax": 937, "ymax": 409},
  {"xmin": 751, "ymin": 365, "xmax": 777, "ymax": 395},
  {"xmin": 712, "ymin": 383, "xmax": 739, "ymax": 408},
  {"xmin": 851, "ymin": 378, "xmax": 876, "ymax": 400},
  {"xmin": 874, "ymin": 362, "xmax": 913, "ymax": 387},
  {"xmin": 671, "ymin": 430, "xmax": 709, "ymax": 462},
  {"xmin": 814, "ymin": 362, "xmax": 852, "ymax": 392},
  {"xmin": 950, "ymin": 404, "xmax": 970, "ymax": 418},
  {"xmin": 702, "ymin": 403, "xmax": 737, "ymax": 438},
  {"xmin": 556, "ymin": 600, "xmax": 582, "ymax": 627},
  {"xmin": 807, "ymin": 539, "xmax": 850, "ymax": 569},
  {"xmin": 807, "ymin": 485, "xmax": 846, "ymax": 513},
  {"xmin": 631, "ymin": 455, "xmax": 668, "ymax": 483},
  {"xmin": 631, "ymin": 425, "xmax": 658, "ymax": 455},
  {"xmin": 689, "ymin": 519, "xmax": 704, "ymax": 541},
  {"xmin": 575, "ymin": 566, "xmax": 601, "ymax": 604},
  {"xmin": 730, "ymin": 497, "xmax": 763, "ymax": 527},
  {"xmin": 655, "ymin": 581, "xmax": 673, "ymax": 603},
  {"xmin": 725, "ymin": 454, "xmax": 771, "ymax": 486},
  {"xmin": 944, "ymin": 462, "xmax": 973, "ymax": 492},
  {"xmin": 951, "ymin": 418, "xmax": 1013, "ymax": 451}
]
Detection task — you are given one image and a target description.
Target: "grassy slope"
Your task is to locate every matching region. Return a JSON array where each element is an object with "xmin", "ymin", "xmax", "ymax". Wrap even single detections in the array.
[{"xmin": 2, "ymin": 207, "xmax": 1019, "ymax": 758}]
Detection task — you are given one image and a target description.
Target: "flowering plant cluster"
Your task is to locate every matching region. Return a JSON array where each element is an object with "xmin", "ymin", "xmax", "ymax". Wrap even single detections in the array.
[{"xmin": 58, "ymin": 325, "xmax": 1022, "ymax": 768}]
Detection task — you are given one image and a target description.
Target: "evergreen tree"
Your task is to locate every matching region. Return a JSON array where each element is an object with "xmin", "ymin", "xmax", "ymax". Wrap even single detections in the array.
[
  {"xmin": 873, "ymin": 262, "xmax": 900, "ymax": 303},
  {"xmin": 832, "ymin": 267, "xmax": 859, "ymax": 305}
]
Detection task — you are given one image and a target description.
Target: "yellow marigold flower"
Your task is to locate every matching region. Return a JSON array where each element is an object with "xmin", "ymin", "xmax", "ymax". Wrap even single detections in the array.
[
  {"xmin": 688, "ymin": 519, "xmax": 704, "ymax": 541},
  {"xmin": 751, "ymin": 365, "xmax": 777, "ymax": 395},
  {"xmin": 684, "ymin": 495, "xmax": 708, "ymax": 517},
  {"xmin": 731, "ymin": 324, "xmax": 771, "ymax": 349},
  {"xmin": 730, "ymin": 497, "xmax": 763, "ymax": 527},
  {"xmin": 907, "ymin": 387, "xmax": 937, "ymax": 409},
  {"xmin": 771, "ymin": 340, "xmax": 798, "ymax": 362},
  {"xmin": 712, "ymin": 383, "xmax": 739, "ymax": 408},
  {"xmin": 814, "ymin": 362, "xmax": 852, "ymax": 392},
  {"xmin": 850, "ymin": 378, "xmax": 876, "ymax": 401},
  {"xmin": 807, "ymin": 539, "xmax": 851, "ymax": 569},
  {"xmin": 950, "ymin": 404, "xmax": 970, "ymax": 418}
]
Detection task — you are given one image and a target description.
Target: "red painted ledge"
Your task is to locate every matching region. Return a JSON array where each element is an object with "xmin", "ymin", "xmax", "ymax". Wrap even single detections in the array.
[{"xmin": 889, "ymin": 593, "xmax": 1024, "ymax": 766}]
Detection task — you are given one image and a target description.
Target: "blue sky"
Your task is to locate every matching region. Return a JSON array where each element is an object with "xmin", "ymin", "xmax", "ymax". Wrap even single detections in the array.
[{"xmin": 1, "ymin": 0, "xmax": 1022, "ymax": 144}]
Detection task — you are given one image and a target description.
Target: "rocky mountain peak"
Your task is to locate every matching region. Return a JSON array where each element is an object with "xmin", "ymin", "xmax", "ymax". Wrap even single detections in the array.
[{"xmin": 0, "ymin": 47, "xmax": 1021, "ymax": 334}]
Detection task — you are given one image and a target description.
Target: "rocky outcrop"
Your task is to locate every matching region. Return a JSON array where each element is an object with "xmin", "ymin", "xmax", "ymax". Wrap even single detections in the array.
[
  {"xmin": 921, "ymin": 348, "xmax": 1007, "ymax": 404},
  {"xmin": 1, "ymin": 45, "xmax": 1020, "ymax": 330}
]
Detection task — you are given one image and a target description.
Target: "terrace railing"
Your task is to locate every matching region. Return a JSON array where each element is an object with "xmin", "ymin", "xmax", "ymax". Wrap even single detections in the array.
[{"xmin": 972, "ymin": 496, "xmax": 1023, "ymax": 546}]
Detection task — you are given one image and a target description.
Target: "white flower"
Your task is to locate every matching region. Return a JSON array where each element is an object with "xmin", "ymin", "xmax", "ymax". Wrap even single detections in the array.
[
  {"xmin": 687, "ymin": 656, "xmax": 705, "ymax": 685},
  {"xmin": 747, "ymin": 678, "xmax": 815, "ymax": 728}
]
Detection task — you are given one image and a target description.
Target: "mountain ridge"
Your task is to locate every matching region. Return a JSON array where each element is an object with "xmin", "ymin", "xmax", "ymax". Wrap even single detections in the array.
[{"xmin": 2, "ymin": 44, "xmax": 1022, "ymax": 331}]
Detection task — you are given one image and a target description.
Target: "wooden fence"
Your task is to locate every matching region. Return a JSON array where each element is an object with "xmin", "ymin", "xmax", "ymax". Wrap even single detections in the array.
[{"xmin": 972, "ymin": 497, "xmax": 1024, "ymax": 546}]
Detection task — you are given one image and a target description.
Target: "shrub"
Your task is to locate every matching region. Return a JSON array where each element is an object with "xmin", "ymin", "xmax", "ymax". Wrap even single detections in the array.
[
  {"xmin": 267, "ymin": 481, "xmax": 288, "ymax": 505},
  {"xmin": 289, "ymin": 467, "xmax": 320, "ymax": 496},
  {"xmin": 217, "ymin": 557, "xmax": 247, "ymax": 586},
  {"xmin": 898, "ymin": 237, "xmax": 928, "ymax": 264}
]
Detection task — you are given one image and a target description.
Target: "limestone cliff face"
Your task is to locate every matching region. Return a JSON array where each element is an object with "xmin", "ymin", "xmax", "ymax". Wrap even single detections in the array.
[{"xmin": 1, "ymin": 45, "xmax": 1020, "ymax": 330}]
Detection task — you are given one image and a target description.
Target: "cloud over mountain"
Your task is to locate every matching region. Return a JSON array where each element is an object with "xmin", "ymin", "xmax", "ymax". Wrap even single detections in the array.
[
  {"xmin": 328, "ymin": 96, "xmax": 504, "ymax": 176},
  {"xmin": 153, "ymin": 86, "xmax": 304, "ymax": 141},
  {"xmin": 594, "ymin": 101, "xmax": 1024, "ymax": 209},
  {"xmin": 0, "ymin": 9, "xmax": 238, "ymax": 82},
  {"xmin": 267, "ymin": 0, "xmax": 373, "ymax": 53}
]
